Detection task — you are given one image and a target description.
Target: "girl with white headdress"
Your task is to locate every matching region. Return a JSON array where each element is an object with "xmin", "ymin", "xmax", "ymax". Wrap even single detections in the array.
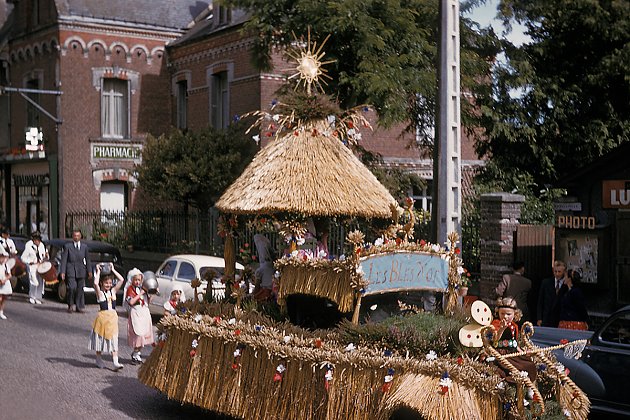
[
  {"xmin": 163, "ymin": 283, "xmax": 185, "ymax": 316},
  {"xmin": 125, "ymin": 268, "xmax": 154, "ymax": 364}
]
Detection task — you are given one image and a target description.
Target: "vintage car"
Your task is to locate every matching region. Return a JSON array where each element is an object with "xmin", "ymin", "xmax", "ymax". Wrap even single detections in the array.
[
  {"xmin": 148, "ymin": 254, "xmax": 244, "ymax": 315},
  {"xmin": 531, "ymin": 305, "xmax": 630, "ymax": 416}
]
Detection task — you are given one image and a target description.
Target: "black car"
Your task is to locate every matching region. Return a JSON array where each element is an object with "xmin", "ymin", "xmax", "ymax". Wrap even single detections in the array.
[
  {"xmin": 531, "ymin": 306, "xmax": 630, "ymax": 416},
  {"xmin": 8, "ymin": 236, "xmax": 123, "ymax": 302}
]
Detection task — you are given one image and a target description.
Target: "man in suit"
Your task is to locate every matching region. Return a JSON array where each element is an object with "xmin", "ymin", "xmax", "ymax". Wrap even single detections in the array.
[
  {"xmin": 537, "ymin": 260, "xmax": 566, "ymax": 327},
  {"xmin": 60, "ymin": 229, "xmax": 91, "ymax": 313},
  {"xmin": 495, "ymin": 261, "xmax": 532, "ymax": 322}
]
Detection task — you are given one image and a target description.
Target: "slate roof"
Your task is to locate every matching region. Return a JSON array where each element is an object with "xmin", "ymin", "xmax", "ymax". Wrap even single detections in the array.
[
  {"xmin": 55, "ymin": 0, "xmax": 210, "ymax": 30},
  {"xmin": 168, "ymin": 8, "xmax": 250, "ymax": 47}
]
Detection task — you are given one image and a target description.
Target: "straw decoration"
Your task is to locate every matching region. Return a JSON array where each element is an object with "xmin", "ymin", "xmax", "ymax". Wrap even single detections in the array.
[{"xmin": 215, "ymin": 120, "xmax": 398, "ymax": 219}]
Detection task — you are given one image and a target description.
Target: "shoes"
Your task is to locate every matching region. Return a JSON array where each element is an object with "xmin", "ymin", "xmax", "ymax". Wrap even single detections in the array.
[
  {"xmin": 29, "ymin": 298, "xmax": 36, "ymax": 304},
  {"xmin": 0, "ymin": 313, "xmax": 7, "ymax": 320},
  {"xmin": 76, "ymin": 308, "xmax": 85, "ymax": 313},
  {"xmin": 35, "ymin": 299, "xmax": 42, "ymax": 305},
  {"xmin": 96, "ymin": 358, "xmax": 105, "ymax": 369},
  {"xmin": 131, "ymin": 353, "xmax": 143, "ymax": 364},
  {"xmin": 112, "ymin": 362, "xmax": 124, "ymax": 371},
  {"xmin": 67, "ymin": 305, "xmax": 74, "ymax": 313}
]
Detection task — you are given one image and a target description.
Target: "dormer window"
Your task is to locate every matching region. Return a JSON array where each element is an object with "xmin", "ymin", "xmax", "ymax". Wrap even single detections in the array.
[{"xmin": 216, "ymin": 6, "xmax": 231, "ymax": 26}]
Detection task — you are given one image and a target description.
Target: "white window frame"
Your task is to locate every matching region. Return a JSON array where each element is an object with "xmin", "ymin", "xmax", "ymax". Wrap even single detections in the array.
[{"xmin": 101, "ymin": 78, "xmax": 129, "ymax": 139}]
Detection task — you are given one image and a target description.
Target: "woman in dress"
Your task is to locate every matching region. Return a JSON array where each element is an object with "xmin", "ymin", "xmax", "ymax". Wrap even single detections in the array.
[{"xmin": 558, "ymin": 269, "xmax": 589, "ymax": 330}]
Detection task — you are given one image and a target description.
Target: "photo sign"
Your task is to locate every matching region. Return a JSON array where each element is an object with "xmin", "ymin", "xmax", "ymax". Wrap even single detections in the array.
[{"xmin": 360, "ymin": 252, "xmax": 449, "ymax": 295}]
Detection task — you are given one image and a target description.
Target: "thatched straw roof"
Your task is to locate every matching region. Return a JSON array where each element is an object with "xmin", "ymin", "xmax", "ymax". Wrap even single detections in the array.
[{"xmin": 216, "ymin": 122, "xmax": 398, "ymax": 219}]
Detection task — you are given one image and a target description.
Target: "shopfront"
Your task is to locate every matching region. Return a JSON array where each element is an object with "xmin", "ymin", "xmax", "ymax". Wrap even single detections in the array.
[
  {"xmin": 556, "ymin": 145, "xmax": 630, "ymax": 310},
  {"xmin": 12, "ymin": 162, "xmax": 50, "ymax": 239}
]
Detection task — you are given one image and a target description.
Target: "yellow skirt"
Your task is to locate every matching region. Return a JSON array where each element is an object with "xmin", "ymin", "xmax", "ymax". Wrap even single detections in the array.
[{"xmin": 92, "ymin": 310, "xmax": 118, "ymax": 341}]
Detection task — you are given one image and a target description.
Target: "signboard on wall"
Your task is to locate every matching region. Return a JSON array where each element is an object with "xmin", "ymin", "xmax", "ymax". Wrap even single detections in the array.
[
  {"xmin": 556, "ymin": 233, "xmax": 598, "ymax": 284},
  {"xmin": 91, "ymin": 143, "xmax": 142, "ymax": 163},
  {"xmin": 602, "ymin": 180, "xmax": 630, "ymax": 209},
  {"xmin": 359, "ymin": 252, "xmax": 449, "ymax": 295}
]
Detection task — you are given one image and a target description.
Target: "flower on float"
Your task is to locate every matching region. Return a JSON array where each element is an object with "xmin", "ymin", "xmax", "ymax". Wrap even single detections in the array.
[
  {"xmin": 486, "ymin": 356, "xmax": 496, "ymax": 362},
  {"xmin": 255, "ymin": 325, "xmax": 264, "ymax": 332},
  {"xmin": 439, "ymin": 375, "xmax": 452, "ymax": 388},
  {"xmin": 431, "ymin": 244, "xmax": 441, "ymax": 253},
  {"xmin": 496, "ymin": 381, "xmax": 506, "ymax": 390},
  {"xmin": 228, "ymin": 318, "xmax": 237, "ymax": 325},
  {"xmin": 318, "ymin": 249, "xmax": 327, "ymax": 259},
  {"xmin": 291, "ymin": 250, "xmax": 299, "ymax": 257},
  {"xmin": 519, "ymin": 371, "xmax": 529, "ymax": 379},
  {"xmin": 369, "ymin": 304, "xmax": 378, "ymax": 311},
  {"xmin": 252, "ymin": 135, "xmax": 260, "ymax": 144},
  {"xmin": 345, "ymin": 343, "xmax": 355, "ymax": 352},
  {"xmin": 374, "ymin": 237, "xmax": 384, "ymax": 247},
  {"xmin": 191, "ymin": 339, "xmax": 199, "ymax": 349},
  {"xmin": 194, "ymin": 314, "xmax": 203, "ymax": 323},
  {"xmin": 556, "ymin": 363, "xmax": 565, "ymax": 374},
  {"xmin": 296, "ymin": 237, "xmax": 306, "ymax": 246},
  {"xmin": 283, "ymin": 336, "xmax": 291, "ymax": 343},
  {"xmin": 339, "ymin": 254, "xmax": 346, "ymax": 261},
  {"xmin": 234, "ymin": 348, "xmax": 242, "ymax": 357},
  {"xmin": 563, "ymin": 409, "xmax": 571, "ymax": 417},
  {"xmin": 274, "ymin": 271, "xmax": 281, "ymax": 278},
  {"xmin": 327, "ymin": 115, "xmax": 336, "ymax": 124},
  {"xmin": 457, "ymin": 266, "xmax": 465, "ymax": 275},
  {"xmin": 425, "ymin": 350, "xmax": 438, "ymax": 361},
  {"xmin": 272, "ymin": 114, "xmax": 280, "ymax": 122},
  {"xmin": 276, "ymin": 363, "xmax": 286, "ymax": 373},
  {"xmin": 356, "ymin": 265, "xmax": 364, "ymax": 274}
]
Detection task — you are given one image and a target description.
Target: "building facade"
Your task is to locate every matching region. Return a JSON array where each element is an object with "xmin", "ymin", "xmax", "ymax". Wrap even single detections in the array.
[{"xmin": 0, "ymin": 0, "xmax": 209, "ymax": 237}]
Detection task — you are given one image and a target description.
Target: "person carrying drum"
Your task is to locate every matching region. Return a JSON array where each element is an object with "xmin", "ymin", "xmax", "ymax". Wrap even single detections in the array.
[
  {"xmin": 0, "ymin": 227, "xmax": 17, "ymax": 256},
  {"xmin": 21, "ymin": 231, "xmax": 48, "ymax": 305},
  {"xmin": 0, "ymin": 248, "xmax": 12, "ymax": 319}
]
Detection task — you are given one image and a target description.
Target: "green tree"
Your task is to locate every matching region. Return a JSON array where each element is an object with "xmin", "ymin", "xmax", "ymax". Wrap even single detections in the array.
[
  {"xmin": 476, "ymin": 0, "xmax": 630, "ymax": 186},
  {"xmin": 222, "ymin": 0, "xmax": 497, "ymax": 139},
  {"xmin": 136, "ymin": 123, "xmax": 258, "ymax": 211}
]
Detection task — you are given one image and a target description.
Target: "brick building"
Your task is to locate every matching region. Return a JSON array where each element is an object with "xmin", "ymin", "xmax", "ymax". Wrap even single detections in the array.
[
  {"xmin": 0, "ymin": 1, "xmax": 483, "ymax": 240},
  {"xmin": 0, "ymin": 0, "xmax": 208, "ymax": 237}
]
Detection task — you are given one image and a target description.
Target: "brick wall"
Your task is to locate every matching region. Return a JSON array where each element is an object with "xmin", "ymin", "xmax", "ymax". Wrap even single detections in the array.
[{"xmin": 479, "ymin": 193, "xmax": 525, "ymax": 304}]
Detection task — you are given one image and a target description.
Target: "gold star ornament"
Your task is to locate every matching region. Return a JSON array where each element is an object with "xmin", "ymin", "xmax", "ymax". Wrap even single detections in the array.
[{"xmin": 287, "ymin": 29, "xmax": 334, "ymax": 95}]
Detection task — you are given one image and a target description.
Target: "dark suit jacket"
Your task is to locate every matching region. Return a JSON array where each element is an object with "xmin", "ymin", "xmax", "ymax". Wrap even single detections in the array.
[
  {"xmin": 537, "ymin": 277, "xmax": 561, "ymax": 327},
  {"xmin": 60, "ymin": 241, "xmax": 91, "ymax": 279}
]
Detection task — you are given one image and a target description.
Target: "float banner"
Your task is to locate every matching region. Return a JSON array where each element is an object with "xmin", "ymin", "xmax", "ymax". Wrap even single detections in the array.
[{"xmin": 360, "ymin": 252, "xmax": 449, "ymax": 295}]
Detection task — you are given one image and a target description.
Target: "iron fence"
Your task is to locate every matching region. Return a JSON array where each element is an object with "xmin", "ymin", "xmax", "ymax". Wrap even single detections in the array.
[{"xmin": 65, "ymin": 209, "xmax": 434, "ymax": 259}]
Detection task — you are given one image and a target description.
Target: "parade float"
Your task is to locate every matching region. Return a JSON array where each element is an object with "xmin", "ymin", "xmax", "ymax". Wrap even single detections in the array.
[{"xmin": 139, "ymin": 33, "xmax": 590, "ymax": 420}]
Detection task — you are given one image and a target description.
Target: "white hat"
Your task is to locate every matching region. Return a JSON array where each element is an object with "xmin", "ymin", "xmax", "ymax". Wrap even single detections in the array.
[
  {"xmin": 171, "ymin": 284, "xmax": 186, "ymax": 301},
  {"xmin": 127, "ymin": 268, "xmax": 143, "ymax": 283}
]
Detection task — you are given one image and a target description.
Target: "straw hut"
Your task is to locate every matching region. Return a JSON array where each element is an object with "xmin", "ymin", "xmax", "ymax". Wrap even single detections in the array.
[{"xmin": 215, "ymin": 120, "xmax": 398, "ymax": 219}]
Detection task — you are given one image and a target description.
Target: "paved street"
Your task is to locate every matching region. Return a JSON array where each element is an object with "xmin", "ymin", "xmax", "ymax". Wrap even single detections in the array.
[{"xmin": 0, "ymin": 292, "xmax": 232, "ymax": 420}]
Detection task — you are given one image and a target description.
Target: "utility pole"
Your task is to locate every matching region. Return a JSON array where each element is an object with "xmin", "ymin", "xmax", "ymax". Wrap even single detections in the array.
[{"xmin": 432, "ymin": 0, "xmax": 462, "ymax": 245}]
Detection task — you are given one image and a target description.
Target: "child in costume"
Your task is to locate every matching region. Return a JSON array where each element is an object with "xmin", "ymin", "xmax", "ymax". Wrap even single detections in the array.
[
  {"xmin": 163, "ymin": 284, "xmax": 185, "ymax": 316},
  {"xmin": 89, "ymin": 263, "xmax": 126, "ymax": 370},
  {"xmin": 0, "ymin": 248, "xmax": 12, "ymax": 319},
  {"xmin": 125, "ymin": 268, "xmax": 154, "ymax": 364},
  {"xmin": 491, "ymin": 297, "xmax": 537, "ymax": 383}
]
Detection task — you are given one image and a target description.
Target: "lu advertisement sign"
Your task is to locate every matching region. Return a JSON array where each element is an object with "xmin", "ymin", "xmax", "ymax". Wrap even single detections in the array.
[{"xmin": 359, "ymin": 252, "xmax": 449, "ymax": 295}]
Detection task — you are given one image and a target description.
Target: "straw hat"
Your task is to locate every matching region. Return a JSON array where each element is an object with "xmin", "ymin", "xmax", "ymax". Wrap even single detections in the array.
[{"xmin": 216, "ymin": 121, "xmax": 398, "ymax": 219}]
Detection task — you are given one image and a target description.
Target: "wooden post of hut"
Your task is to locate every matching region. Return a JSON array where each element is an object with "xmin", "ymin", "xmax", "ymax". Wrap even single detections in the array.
[{"xmin": 224, "ymin": 234, "xmax": 236, "ymax": 297}]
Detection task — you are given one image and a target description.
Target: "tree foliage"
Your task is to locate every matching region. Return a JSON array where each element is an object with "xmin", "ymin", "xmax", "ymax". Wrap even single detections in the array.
[
  {"xmin": 136, "ymin": 124, "xmax": 258, "ymax": 212},
  {"xmin": 223, "ymin": 0, "xmax": 497, "ymax": 141},
  {"xmin": 476, "ymin": 0, "xmax": 630, "ymax": 186}
]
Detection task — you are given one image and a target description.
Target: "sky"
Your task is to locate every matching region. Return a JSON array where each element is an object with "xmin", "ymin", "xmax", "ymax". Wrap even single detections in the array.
[{"xmin": 466, "ymin": 0, "xmax": 530, "ymax": 46}]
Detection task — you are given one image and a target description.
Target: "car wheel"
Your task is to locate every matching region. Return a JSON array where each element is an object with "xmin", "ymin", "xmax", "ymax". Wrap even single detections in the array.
[{"xmin": 57, "ymin": 281, "xmax": 67, "ymax": 302}]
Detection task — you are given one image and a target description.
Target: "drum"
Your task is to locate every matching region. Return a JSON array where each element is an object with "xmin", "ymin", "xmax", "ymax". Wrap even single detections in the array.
[
  {"xmin": 37, "ymin": 261, "xmax": 58, "ymax": 285},
  {"xmin": 9, "ymin": 257, "xmax": 27, "ymax": 278}
]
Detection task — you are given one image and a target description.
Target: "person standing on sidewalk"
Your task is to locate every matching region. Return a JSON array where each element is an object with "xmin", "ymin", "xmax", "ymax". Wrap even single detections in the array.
[
  {"xmin": 60, "ymin": 230, "xmax": 92, "ymax": 313},
  {"xmin": 21, "ymin": 231, "xmax": 47, "ymax": 305},
  {"xmin": 495, "ymin": 261, "xmax": 532, "ymax": 322}
]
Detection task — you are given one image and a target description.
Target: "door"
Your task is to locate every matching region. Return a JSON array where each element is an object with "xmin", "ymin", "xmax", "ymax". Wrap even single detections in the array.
[
  {"xmin": 100, "ymin": 182, "xmax": 126, "ymax": 212},
  {"xmin": 153, "ymin": 259, "xmax": 177, "ymax": 308}
]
